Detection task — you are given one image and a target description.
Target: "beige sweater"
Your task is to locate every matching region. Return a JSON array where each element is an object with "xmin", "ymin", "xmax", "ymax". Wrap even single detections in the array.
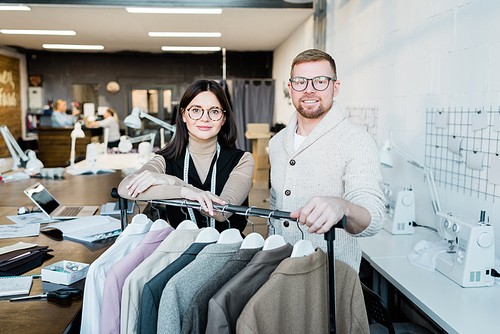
[
  {"xmin": 269, "ymin": 101, "xmax": 384, "ymax": 272},
  {"xmin": 118, "ymin": 135, "xmax": 254, "ymax": 222}
]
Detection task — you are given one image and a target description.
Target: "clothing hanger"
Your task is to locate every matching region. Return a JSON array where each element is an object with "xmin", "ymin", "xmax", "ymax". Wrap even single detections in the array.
[
  {"xmin": 290, "ymin": 219, "xmax": 315, "ymax": 258},
  {"xmin": 195, "ymin": 227, "xmax": 220, "ymax": 243},
  {"xmin": 176, "ymin": 200, "xmax": 198, "ymax": 230},
  {"xmin": 150, "ymin": 219, "xmax": 169, "ymax": 231},
  {"xmin": 216, "ymin": 205, "xmax": 243, "ymax": 244},
  {"xmin": 195, "ymin": 208, "xmax": 220, "ymax": 242},
  {"xmin": 177, "ymin": 220, "xmax": 199, "ymax": 230},
  {"xmin": 262, "ymin": 210, "xmax": 286, "ymax": 251},
  {"xmin": 130, "ymin": 213, "xmax": 150, "ymax": 225},
  {"xmin": 240, "ymin": 206, "xmax": 265, "ymax": 249}
]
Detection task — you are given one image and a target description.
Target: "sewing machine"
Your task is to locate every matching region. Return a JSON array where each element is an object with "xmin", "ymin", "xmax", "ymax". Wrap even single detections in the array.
[
  {"xmin": 435, "ymin": 211, "xmax": 495, "ymax": 287},
  {"xmin": 382, "ymin": 185, "xmax": 415, "ymax": 235}
]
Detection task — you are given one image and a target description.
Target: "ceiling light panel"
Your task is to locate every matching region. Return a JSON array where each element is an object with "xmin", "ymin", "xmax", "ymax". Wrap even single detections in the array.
[
  {"xmin": 42, "ymin": 44, "xmax": 104, "ymax": 50},
  {"xmin": 161, "ymin": 46, "xmax": 221, "ymax": 52},
  {"xmin": 126, "ymin": 7, "xmax": 222, "ymax": 14},
  {"xmin": 0, "ymin": 5, "xmax": 30, "ymax": 11},
  {"xmin": 148, "ymin": 32, "xmax": 221, "ymax": 38},
  {"xmin": 1, "ymin": 29, "xmax": 76, "ymax": 36}
]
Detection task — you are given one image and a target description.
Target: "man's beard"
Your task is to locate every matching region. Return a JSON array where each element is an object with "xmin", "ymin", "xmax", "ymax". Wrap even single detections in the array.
[{"xmin": 296, "ymin": 103, "xmax": 328, "ymax": 119}]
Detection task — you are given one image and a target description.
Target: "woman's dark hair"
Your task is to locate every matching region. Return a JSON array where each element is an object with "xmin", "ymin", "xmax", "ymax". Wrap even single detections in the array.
[{"xmin": 157, "ymin": 79, "xmax": 238, "ymax": 160}]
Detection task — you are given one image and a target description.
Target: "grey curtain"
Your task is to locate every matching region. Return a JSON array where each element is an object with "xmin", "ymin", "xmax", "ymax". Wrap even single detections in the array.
[{"xmin": 231, "ymin": 79, "xmax": 275, "ymax": 152}]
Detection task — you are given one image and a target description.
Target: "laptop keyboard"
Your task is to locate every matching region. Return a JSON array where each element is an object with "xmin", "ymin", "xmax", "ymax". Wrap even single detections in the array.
[{"xmin": 58, "ymin": 206, "xmax": 83, "ymax": 217}]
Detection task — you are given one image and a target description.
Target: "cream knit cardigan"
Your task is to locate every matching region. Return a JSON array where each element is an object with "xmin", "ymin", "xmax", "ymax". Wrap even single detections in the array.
[{"xmin": 269, "ymin": 101, "xmax": 384, "ymax": 272}]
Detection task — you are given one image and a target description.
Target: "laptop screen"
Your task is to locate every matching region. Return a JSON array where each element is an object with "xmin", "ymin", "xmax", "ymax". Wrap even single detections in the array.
[{"xmin": 24, "ymin": 183, "xmax": 60, "ymax": 215}]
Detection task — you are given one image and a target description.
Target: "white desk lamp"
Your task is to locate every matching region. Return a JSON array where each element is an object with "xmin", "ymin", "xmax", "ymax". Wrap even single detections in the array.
[
  {"xmin": 124, "ymin": 107, "xmax": 176, "ymax": 145},
  {"xmin": 69, "ymin": 122, "xmax": 85, "ymax": 168},
  {"xmin": 380, "ymin": 135, "xmax": 442, "ymax": 214},
  {"xmin": 118, "ymin": 132, "xmax": 156, "ymax": 164},
  {"xmin": 0, "ymin": 125, "xmax": 43, "ymax": 171}
]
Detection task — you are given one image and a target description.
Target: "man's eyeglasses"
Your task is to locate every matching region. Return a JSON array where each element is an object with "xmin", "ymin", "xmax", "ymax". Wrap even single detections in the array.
[
  {"xmin": 289, "ymin": 76, "xmax": 335, "ymax": 92},
  {"xmin": 186, "ymin": 106, "xmax": 225, "ymax": 121}
]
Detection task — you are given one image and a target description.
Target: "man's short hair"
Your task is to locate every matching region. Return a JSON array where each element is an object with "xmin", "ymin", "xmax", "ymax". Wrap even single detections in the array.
[{"xmin": 290, "ymin": 49, "xmax": 337, "ymax": 79}]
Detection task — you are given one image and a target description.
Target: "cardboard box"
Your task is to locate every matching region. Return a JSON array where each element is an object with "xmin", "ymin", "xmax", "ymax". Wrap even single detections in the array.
[{"xmin": 41, "ymin": 260, "xmax": 89, "ymax": 285}]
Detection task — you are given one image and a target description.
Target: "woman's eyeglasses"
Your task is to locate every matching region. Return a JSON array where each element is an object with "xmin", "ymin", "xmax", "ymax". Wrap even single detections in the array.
[
  {"xmin": 186, "ymin": 106, "xmax": 225, "ymax": 121},
  {"xmin": 289, "ymin": 76, "xmax": 335, "ymax": 92}
]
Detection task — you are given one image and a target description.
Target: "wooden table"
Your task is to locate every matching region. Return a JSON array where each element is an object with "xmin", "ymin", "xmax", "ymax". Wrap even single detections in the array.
[{"xmin": 0, "ymin": 172, "xmax": 124, "ymax": 333}]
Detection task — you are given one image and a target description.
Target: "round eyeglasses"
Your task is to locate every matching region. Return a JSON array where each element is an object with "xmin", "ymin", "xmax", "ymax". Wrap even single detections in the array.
[
  {"xmin": 186, "ymin": 106, "xmax": 225, "ymax": 121},
  {"xmin": 289, "ymin": 76, "xmax": 335, "ymax": 92}
]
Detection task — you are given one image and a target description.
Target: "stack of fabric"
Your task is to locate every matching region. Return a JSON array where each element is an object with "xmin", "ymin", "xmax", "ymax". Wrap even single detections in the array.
[{"xmin": 0, "ymin": 241, "xmax": 53, "ymax": 276}]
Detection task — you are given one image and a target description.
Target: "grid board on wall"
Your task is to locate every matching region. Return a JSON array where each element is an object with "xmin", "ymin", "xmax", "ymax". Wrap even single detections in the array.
[
  {"xmin": 344, "ymin": 106, "xmax": 378, "ymax": 142},
  {"xmin": 425, "ymin": 107, "xmax": 500, "ymax": 202}
]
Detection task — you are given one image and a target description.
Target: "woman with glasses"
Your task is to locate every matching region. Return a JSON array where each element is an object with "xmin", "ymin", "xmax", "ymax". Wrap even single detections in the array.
[{"xmin": 118, "ymin": 79, "xmax": 255, "ymax": 232}]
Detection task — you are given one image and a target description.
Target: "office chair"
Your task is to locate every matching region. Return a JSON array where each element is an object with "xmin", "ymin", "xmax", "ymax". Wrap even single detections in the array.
[
  {"xmin": 362, "ymin": 282, "xmax": 396, "ymax": 334},
  {"xmin": 361, "ymin": 283, "xmax": 434, "ymax": 334}
]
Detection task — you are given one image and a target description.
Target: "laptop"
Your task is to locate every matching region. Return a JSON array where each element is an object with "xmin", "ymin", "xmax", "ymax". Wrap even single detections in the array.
[{"xmin": 24, "ymin": 182, "xmax": 99, "ymax": 220}]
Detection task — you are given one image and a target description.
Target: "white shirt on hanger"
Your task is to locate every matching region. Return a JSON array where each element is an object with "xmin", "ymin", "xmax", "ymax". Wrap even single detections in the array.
[{"xmin": 80, "ymin": 216, "xmax": 152, "ymax": 334}]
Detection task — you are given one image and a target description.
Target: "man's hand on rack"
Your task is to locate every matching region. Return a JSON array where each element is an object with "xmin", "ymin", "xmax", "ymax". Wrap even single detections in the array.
[
  {"xmin": 290, "ymin": 196, "xmax": 349, "ymax": 234},
  {"xmin": 180, "ymin": 187, "xmax": 226, "ymax": 216},
  {"xmin": 290, "ymin": 196, "xmax": 371, "ymax": 235},
  {"xmin": 126, "ymin": 170, "xmax": 176, "ymax": 198}
]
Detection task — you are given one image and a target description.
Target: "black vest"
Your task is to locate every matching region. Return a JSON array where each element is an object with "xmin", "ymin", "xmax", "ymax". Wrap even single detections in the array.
[{"xmin": 160, "ymin": 146, "xmax": 248, "ymax": 233}]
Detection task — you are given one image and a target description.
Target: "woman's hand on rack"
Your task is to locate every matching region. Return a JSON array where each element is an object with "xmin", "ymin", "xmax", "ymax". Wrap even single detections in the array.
[
  {"xmin": 180, "ymin": 187, "xmax": 226, "ymax": 216},
  {"xmin": 126, "ymin": 170, "xmax": 176, "ymax": 198}
]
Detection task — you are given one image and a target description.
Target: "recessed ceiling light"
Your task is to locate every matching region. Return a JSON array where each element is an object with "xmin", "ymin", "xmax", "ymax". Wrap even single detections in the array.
[
  {"xmin": 161, "ymin": 46, "xmax": 221, "ymax": 52},
  {"xmin": 42, "ymin": 44, "xmax": 104, "ymax": 50},
  {"xmin": 0, "ymin": 5, "xmax": 30, "ymax": 11},
  {"xmin": 149, "ymin": 32, "xmax": 221, "ymax": 38},
  {"xmin": 1, "ymin": 29, "xmax": 76, "ymax": 36},
  {"xmin": 126, "ymin": 7, "xmax": 222, "ymax": 14}
]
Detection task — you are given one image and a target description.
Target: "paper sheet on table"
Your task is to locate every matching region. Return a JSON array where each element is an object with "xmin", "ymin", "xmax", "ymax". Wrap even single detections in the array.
[
  {"xmin": 41, "ymin": 215, "xmax": 121, "ymax": 243},
  {"xmin": 435, "ymin": 112, "xmax": 448, "ymax": 128},
  {"xmin": 0, "ymin": 241, "xmax": 38, "ymax": 255},
  {"xmin": 471, "ymin": 112, "xmax": 488, "ymax": 131},
  {"xmin": 0, "ymin": 224, "xmax": 40, "ymax": 239},
  {"xmin": 7, "ymin": 213, "xmax": 58, "ymax": 225},
  {"xmin": 488, "ymin": 155, "xmax": 500, "ymax": 185}
]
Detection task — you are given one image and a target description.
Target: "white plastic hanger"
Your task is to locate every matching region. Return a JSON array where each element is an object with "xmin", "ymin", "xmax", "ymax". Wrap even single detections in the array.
[
  {"xmin": 131, "ymin": 213, "xmax": 150, "ymax": 225},
  {"xmin": 176, "ymin": 219, "xmax": 198, "ymax": 230},
  {"xmin": 217, "ymin": 228, "xmax": 243, "ymax": 244},
  {"xmin": 291, "ymin": 220, "xmax": 315, "ymax": 257},
  {"xmin": 195, "ymin": 227, "xmax": 220, "ymax": 243},
  {"xmin": 262, "ymin": 210, "xmax": 286, "ymax": 251},
  {"xmin": 150, "ymin": 219, "xmax": 169, "ymax": 231},
  {"xmin": 240, "ymin": 206, "xmax": 265, "ymax": 249}
]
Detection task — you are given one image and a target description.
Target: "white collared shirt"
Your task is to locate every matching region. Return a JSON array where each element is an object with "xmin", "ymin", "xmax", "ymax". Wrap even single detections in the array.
[{"xmin": 80, "ymin": 218, "xmax": 152, "ymax": 334}]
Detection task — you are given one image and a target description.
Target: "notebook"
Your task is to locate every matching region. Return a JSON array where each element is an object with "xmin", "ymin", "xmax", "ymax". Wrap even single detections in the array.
[
  {"xmin": 24, "ymin": 182, "xmax": 99, "ymax": 220},
  {"xmin": 0, "ymin": 275, "xmax": 33, "ymax": 298}
]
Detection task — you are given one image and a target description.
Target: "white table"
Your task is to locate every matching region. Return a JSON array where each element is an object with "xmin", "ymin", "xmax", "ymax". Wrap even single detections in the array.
[{"xmin": 359, "ymin": 228, "xmax": 500, "ymax": 334}]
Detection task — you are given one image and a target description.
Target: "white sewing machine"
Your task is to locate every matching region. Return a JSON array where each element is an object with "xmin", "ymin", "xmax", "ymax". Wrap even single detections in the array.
[
  {"xmin": 382, "ymin": 185, "xmax": 415, "ymax": 235},
  {"xmin": 435, "ymin": 211, "xmax": 495, "ymax": 288}
]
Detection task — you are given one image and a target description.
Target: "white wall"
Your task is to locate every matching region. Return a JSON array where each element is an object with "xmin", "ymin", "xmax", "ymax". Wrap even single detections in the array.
[
  {"xmin": 324, "ymin": 0, "xmax": 500, "ymax": 257},
  {"xmin": 273, "ymin": 0, "xmax": 500, "ymax": 258},
  {"xmin": 273, "ymin": 15, "xmax": 314, "ymax": 125}
]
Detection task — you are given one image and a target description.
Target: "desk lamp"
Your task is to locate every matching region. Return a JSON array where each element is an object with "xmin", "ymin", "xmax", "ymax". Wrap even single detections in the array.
[
  {"xmin": 0, "ymin": 125, "xmax": 43, "ymax": 171},
  {"xmin": 118, "ymin": 132, "xmax": 156, "ymax": 164},
  {"xmin": 69, "ymin": 122, "xmax": 85, "ymax": 168},
  {"xmin": 124, "ymin": 107, "xmax": 176, "ymax": 143},
  {"xmin": 379, "ymin": 133, "xmax": 443, "ymax": 235}
]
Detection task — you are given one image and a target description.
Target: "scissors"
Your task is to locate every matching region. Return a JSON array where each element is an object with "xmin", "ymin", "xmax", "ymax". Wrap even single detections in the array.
[{"xmin": 10, "ymin": 288, "xmax": 82, "ymax": 305}]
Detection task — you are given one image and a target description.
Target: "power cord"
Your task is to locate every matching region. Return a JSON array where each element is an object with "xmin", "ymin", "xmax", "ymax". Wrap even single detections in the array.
[
  {"xmin": 491, "ymin": 269, "xmax": 500, "ymax": 278},
  {"xmin": 412, "ymin": 222, "xmax": 438, "ymax": 233}
]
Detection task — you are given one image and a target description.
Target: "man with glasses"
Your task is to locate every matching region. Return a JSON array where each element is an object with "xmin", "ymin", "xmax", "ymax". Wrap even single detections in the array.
[{"xmin": 269, "ymin": 49, "xmax": 384, "ymax": 272}]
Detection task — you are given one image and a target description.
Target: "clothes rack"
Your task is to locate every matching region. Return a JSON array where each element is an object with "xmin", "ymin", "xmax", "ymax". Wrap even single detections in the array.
[{"xmin": 110, "ymin": 190, "xmax": 345, "ymax": 333}]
